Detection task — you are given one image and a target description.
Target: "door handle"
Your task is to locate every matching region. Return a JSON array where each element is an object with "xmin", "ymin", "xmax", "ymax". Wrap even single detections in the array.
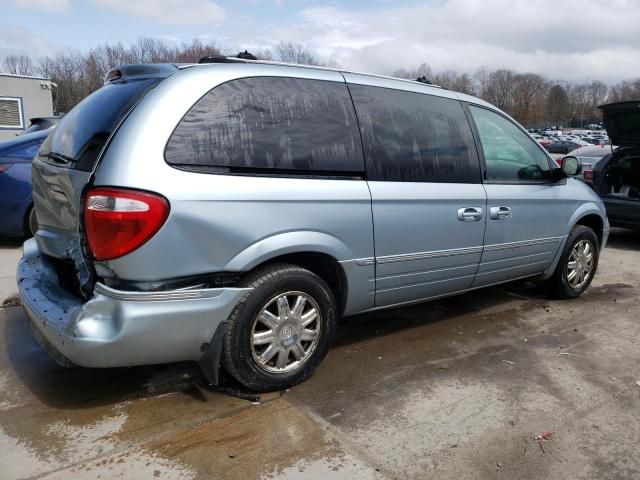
[
  {"xmin": 457, "ymin": 207, "xmax": 484, "ymax": 222},
  {"xmin": 490, "ymin": 206, "xmax": 512, "ymax": 220}
]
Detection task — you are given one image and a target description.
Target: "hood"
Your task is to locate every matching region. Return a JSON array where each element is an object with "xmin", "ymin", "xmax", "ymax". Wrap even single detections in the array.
[{"xmin": 599, "ymin": 101, "xmax": 640, "ymax": 147}]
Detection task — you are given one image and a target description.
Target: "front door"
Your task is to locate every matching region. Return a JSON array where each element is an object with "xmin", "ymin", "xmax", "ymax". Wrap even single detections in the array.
[
  {"xmin": 347, "ymin": 80, "xmax": 487, "ymax": 307},
  {"xmin": 467, "ymin": 105, "xmax": 568, "ymax": 287}
]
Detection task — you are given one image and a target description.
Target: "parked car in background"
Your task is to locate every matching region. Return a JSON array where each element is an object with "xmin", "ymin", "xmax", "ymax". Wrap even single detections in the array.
[
  {"xmin": 566, "ymin": 101, "xmax": 640, "ymax": 230},
  {"xmin": 534, "ymin": 136, "xmax": 554, "ymax": 148},
  {"xmin": 0, "ymin": 128, "xmax": 51, "ymax": 237},
  {"xmin": 18, "ymin": 116, "xmax": 60, "ymax": 136},
  {"xmin": 547, "ymin": 140, "xmax": 581, "ymax": 154},
  {"xmin": 17, "ymin": 59, "xmax": 608, "ymax": 392},
  {"xmin": 544, "ymin": 129, "xmax": 562, "ymax": 137},
  {"xmin": 562, "ymin": 145, "xmax": 615, "ymax": 181}
]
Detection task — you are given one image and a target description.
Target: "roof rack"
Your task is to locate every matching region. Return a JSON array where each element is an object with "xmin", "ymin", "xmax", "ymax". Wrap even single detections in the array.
[{"xmin": 199, "ymin": 50, "xmax": 258, "ymax": 64}]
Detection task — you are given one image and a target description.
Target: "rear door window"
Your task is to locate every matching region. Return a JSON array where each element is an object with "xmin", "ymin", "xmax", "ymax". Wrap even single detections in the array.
[
  {"xmin": 165, "ymin": 77, "xmax": 364, "ymax": 175},
  {"xmin": 38, "ymin": 78, "xmax": 160, "ymax": 172},
  {"xmin": 349, "ymin": 84, "xmax": 481, "ymax": 183}
]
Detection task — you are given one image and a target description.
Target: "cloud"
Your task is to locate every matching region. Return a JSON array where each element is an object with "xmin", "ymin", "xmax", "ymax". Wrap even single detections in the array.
[
  {"xmin": 263, "ymin": 0, "xmax": 640, "ymax": 83},
  {"xmin": 93, "ymin": 0, "xmax": 225, "ymax": 26},
  {"xmin": 0, "ymin": 26, "xmax": 59, "ymax": 60},
  {"xmin": 14, "ymin": 0, "xmax": 70, "ymax": 11}
]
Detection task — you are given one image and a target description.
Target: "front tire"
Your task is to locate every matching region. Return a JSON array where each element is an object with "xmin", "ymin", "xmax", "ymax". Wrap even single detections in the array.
[
  {"xmin": 221, "ymin": 264, "xmax": 336, "ymax": 392},
  {"xmin": 549, "ymin": 225, "xmax": 599, "ymax": 298}
]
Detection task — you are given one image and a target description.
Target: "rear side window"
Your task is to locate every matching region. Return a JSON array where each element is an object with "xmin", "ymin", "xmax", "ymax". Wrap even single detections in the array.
[
  {"xmin": 349, "ymin": 84, "xmax": 480, "ymax": 183},
  {"xmin": 165, "ymin": 77, "xmax": 364, "ymax": 174},
  {"xmin": 38, "ymin": 78, "xmax": 160, "ymax": 172}
]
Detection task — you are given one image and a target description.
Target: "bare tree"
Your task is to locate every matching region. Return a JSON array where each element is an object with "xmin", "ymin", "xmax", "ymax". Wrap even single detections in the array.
[
  {"xmin": 275, "ymin": 41, "xmax": 320, "ymax": 65},
  {"xmin": 585, "ymin": 80, "xmax": 608, "ymax": 119},
  {"xmin": 432, "ymin": 70, "xmax": 475, "ymax": 94},
  {"xmin": 546, "ymin": 83, "xmax": 571, "ymax": 126},
  {"xmin": 511, "ymin": 73, "xmax": 546, "ymax": 125},
  {"xmin": 393, "ymin": 63, "xmax": 433, "ymax": 81},
  {"xmin": 609, "ymin": 79, "xmax": 640, "ymax": 103},
  {"xmin": 484, "ymin": 69, "xmax": 516, "ymax": 111},
  {"xmin": 2, "ymin": 54, "xmax": 35, "ymax": 75},
  {"xmin": 568, "ymin": 83, "xmax": 590, "ymax": 127},
  {"xmin": 6, "ymin": 36, "xmax": 640, "ymax": 123}
]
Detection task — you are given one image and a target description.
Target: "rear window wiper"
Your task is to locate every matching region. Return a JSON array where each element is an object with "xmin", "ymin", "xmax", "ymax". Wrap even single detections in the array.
[{"xmin": 41, "ymin": 152, "xmax": 75, "ymax": 165}]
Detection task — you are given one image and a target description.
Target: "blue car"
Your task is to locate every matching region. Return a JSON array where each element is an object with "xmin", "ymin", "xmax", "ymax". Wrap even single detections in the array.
[{"xmin": 0, "ymin": 129, "xmax": 51, "ymax": 237}]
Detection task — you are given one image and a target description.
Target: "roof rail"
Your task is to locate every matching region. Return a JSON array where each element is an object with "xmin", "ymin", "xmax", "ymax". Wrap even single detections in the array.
[{"xmin": 192, "ymin": 54, "xmax": 443, "ymax": 90}]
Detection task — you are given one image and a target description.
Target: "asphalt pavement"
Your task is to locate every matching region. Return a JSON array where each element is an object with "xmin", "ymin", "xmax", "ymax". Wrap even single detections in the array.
[{"xmin": 1, "ymin": 231, "xmax": 639, "ymax": 479}]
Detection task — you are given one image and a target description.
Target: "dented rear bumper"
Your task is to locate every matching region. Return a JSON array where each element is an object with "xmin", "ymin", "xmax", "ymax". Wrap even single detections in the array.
[{"xmin": 17, "ymin": 238, "xmax": 249, "ymax": 371}]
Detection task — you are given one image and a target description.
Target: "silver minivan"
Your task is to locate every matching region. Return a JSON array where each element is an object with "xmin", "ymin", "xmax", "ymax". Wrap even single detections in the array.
[{"xmin": 18, "ymin": 58, "xmax": 609, "ymax": 391}]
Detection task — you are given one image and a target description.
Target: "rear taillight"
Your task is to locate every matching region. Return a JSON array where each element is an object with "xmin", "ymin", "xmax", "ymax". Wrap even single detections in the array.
[
  {"xmin": 84, "ymin": 187, "xmax": 169, "ymax": 261},
  {"xmin": 0, "ymin": 164, "xmax": 13, "ymax": 173},
  {"xmin": 556, "ymin": 157, "xmax": 564, "ymax": 167},
  {"xmin": 583, "ymin": 169, "xmax": 594, "ymax": 182}
]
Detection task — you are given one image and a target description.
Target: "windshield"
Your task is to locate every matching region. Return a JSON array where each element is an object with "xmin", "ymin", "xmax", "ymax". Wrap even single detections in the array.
[{"xmin": 38, "ymin": 77, "xmax": 160, "ymax": 171}]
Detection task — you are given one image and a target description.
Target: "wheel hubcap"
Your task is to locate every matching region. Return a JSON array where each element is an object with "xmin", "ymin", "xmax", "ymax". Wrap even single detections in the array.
[
  {"xmin": 250, "ymin": 291, "xmax": 321, "ymax": 373},
  {"xmin": 567, "ymin": 239, "xmax": 595, "ymax": 289}
]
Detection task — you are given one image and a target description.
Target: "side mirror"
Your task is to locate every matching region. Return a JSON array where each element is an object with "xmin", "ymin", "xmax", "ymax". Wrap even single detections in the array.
[{"xmin": 561, "ymin": 156, "xmax": 582, "ymax": 177}]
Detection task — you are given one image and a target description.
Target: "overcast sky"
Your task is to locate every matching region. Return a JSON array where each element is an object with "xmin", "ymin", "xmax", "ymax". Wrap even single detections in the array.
[{"xmin": 1, "ymin": 0, "xmax": 639, "ymax": 83}]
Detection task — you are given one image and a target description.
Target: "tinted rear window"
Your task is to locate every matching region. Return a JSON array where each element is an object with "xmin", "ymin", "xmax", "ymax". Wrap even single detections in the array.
[
  {"xmin": 165, "ymin": 77, "xmax": 364, "ymax": 175},
  {"xmin": 38, "ymin": 78, "xmax": 159, "ymax": 171},
  {"xmin": 349, "ymin": 84, "xmax": 480, "ymax": 183}
]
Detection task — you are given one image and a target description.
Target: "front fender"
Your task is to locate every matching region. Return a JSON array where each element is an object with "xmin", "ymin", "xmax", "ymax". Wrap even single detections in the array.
[
  {"xmin": 540, "ymin": 201, "xmax": 608, "ymax": 280},
  {"xmin": 567, "ymin": 201, "xmax": 607, "ymax": 235}
]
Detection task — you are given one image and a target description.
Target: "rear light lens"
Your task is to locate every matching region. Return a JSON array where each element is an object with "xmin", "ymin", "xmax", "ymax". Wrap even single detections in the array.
[
  {"xmin": 0, "ymin": 163, "xmax": 13, "ymax": 173},
  {"xmin": 583, "ymin": 169, "xmax": 594, "ymax": 182},
  {"xmin": 84, "ymin": 187, "xmax": 169, "ymax": 261},
  {"xmin": 556, "ymin": 157, "xmax": 564, "ymax": 167}
]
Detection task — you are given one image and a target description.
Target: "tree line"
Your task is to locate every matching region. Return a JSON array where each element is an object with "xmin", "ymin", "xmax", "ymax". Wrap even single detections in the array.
[{"xmin": 2, "ymin": 38, "xmax": 640, "ymax": 127}]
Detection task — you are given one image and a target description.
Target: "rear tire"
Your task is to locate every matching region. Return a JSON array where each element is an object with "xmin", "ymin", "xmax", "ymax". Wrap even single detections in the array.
[
  {"xmin": 221, "ymin": 264, "xmax": 336, "ymax": 392},
  {"xmin": 549, "ymin": 225, "xmax": 599, "ymax": 299}
]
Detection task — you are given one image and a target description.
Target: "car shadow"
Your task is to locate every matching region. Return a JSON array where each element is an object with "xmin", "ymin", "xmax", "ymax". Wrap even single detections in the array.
[
  {"xmin": 0, "ymin": 237, "xmax": 24, "ymax": 249},
  {"xmin": 605, "ymin": 227, "xmax": 640, "ymax": 251},
  {"xmin": 3, "ymin": 280, "xmax": 549, "ymax": 409},
  {"xmin": 334, "ymin": 280, "xmax": 548, "ymax": 348}
]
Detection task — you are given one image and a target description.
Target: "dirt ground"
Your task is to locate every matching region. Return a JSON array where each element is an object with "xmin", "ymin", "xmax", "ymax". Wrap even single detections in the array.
[{"xmin": 1, "ymin": 229, "xmax": 639, "ymax": 480}]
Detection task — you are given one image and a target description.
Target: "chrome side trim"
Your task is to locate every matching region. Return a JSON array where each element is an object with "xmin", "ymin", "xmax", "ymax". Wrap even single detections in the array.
[
  {"xmin": 476, "ymin": 251, "xmax": 554, "ymax": 269},
  {"xmin": 347, "ymin": 257, "xmax": 375, "ymax": 267},
  {"xmin": 377, "ymin": 246, "xmax": 483, "ymax": 265},
  {"xmin": 376, "ymin": 273, "xmax": 476, "ymax": 293},
  {"xmin": 483, "ymin": 236, "xmax": 563, "ymax": 252},
  {"xmin": 369, "ymin": 235, "xmax": 563, "ymax": 267},
  {"xmin": 376, "ymin": 261, "xmax": 478, "ymax": 281},
  {"xmin": 358, "ymin": 271, "xmax": 546, "ymax": 314},
  {"xmin": 475, "ymin": 259, "xmax": 549, "ymax": 277},
  {"xmin": 94, "ymin": 282, "xmax": 252, "ymax": 302}
]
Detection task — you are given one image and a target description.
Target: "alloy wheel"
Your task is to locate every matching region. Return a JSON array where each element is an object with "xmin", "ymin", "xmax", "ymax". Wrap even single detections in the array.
[
  {"xmin": 566, "ymin": 239, "xmax": 595, "ymax": 289},
  {"xmin": 250, "ymin": 291, "xmax": 321, "ymax": 374}
]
